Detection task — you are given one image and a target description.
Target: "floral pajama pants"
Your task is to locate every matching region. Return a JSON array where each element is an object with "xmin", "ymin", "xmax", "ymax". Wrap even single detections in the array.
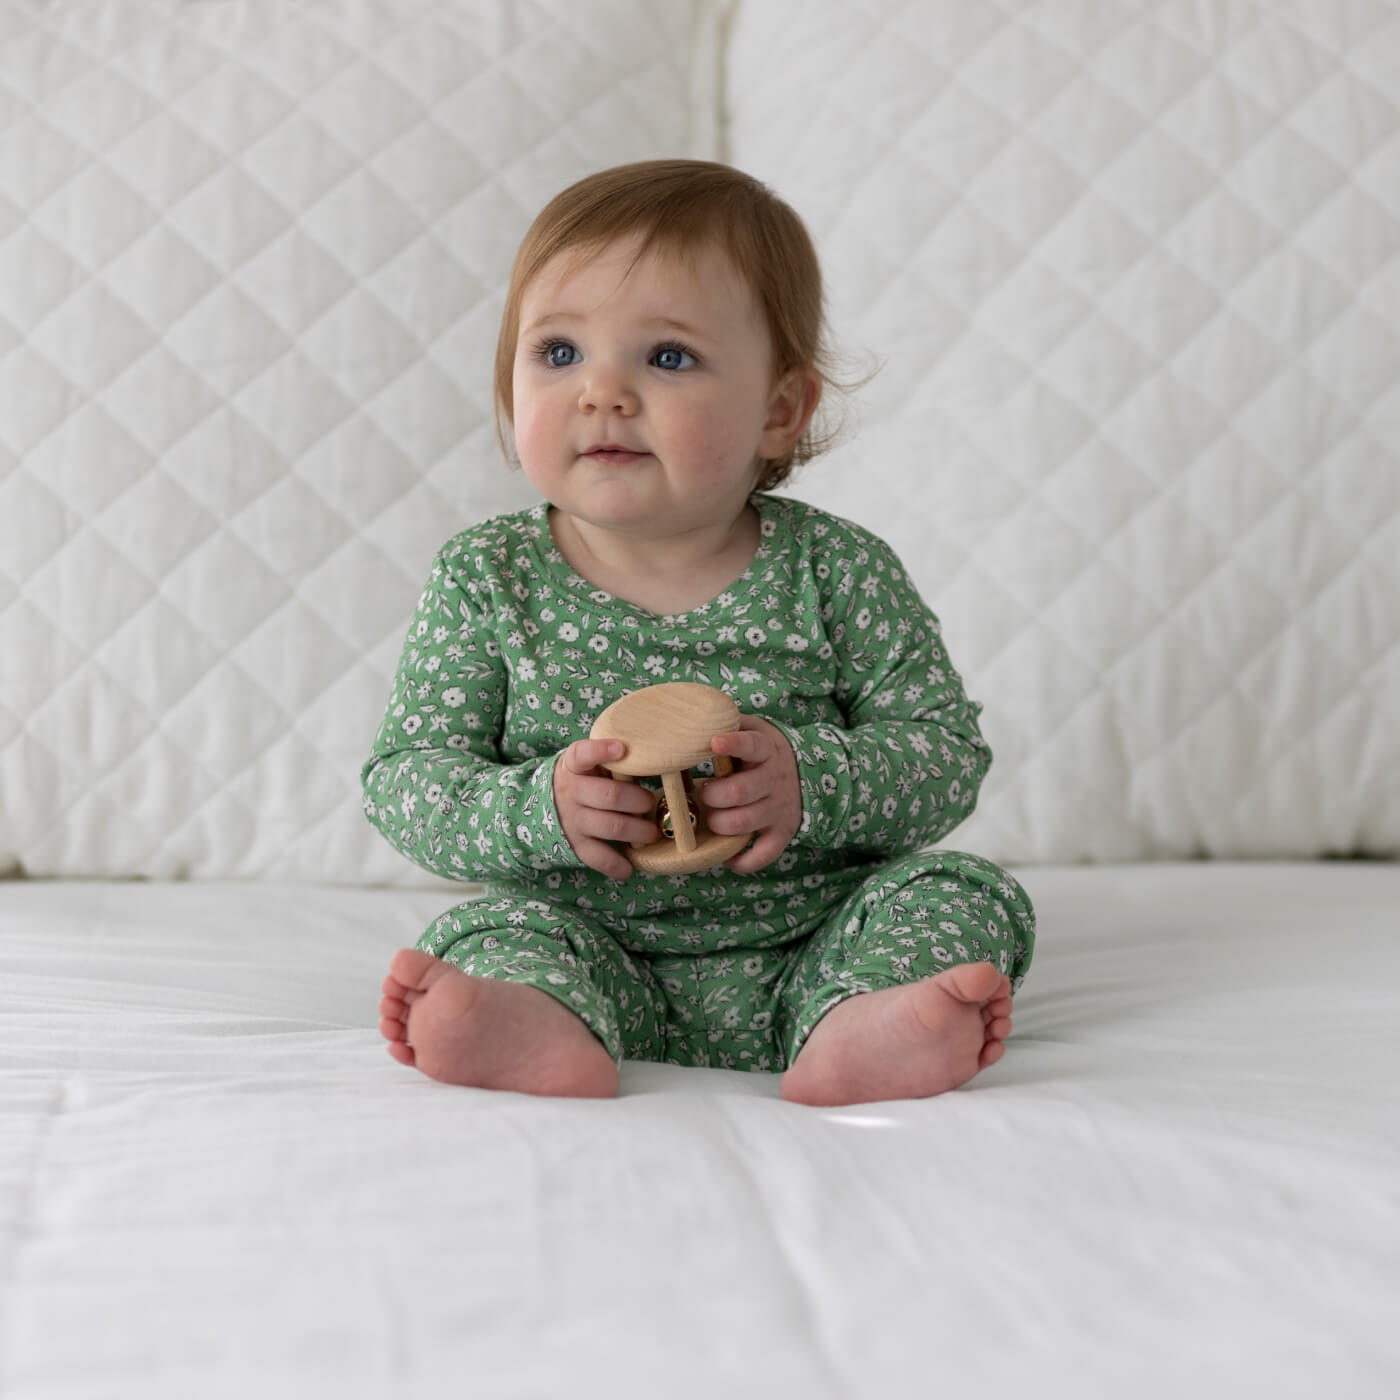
[{"xmin": 417, "ymin": 850, "xmax": 1035, "ymax": 1073}]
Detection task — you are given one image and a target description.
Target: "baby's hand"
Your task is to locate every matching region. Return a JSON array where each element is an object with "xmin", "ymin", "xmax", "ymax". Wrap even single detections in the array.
[
  {"xmin": 553, "ymin": 740, "xmax": 658, "ymax": 882},
  {"xmin": 701, "ymin": 716, "xmax": 802, "ymax": 874}
]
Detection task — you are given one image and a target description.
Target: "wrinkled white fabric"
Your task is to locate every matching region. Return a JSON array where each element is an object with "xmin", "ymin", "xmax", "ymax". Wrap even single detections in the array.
[{"xmin": 1, "ymin": 866, "xmax": 1396, "ymax": 1398}]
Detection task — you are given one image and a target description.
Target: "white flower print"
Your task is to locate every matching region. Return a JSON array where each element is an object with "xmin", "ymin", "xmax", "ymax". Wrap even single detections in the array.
[{"xmin": 360, "ymin": 498, "xmax": 1012, "ymax": 1047}]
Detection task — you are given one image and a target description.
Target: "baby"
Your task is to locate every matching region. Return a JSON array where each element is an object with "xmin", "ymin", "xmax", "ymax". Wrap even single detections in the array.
[{"xmin": 363, "ymin": 160, "xmax": 1035, "ymax": 1104}]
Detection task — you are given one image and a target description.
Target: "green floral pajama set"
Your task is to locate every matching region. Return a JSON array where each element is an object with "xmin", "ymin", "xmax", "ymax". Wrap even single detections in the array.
[{"xmin": 362, "ymin": 494, "xmax": 1035, "ymax": 1073}]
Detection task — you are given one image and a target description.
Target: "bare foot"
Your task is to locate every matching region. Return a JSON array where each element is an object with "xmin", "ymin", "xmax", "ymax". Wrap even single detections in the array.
[
  {"xmin": 378, "ymin": 949, "xmax": 619, "ymax": 1098},
  {"xmin": 780, "ymin": 962, "xmax": 1013, "ymax": 1106}
]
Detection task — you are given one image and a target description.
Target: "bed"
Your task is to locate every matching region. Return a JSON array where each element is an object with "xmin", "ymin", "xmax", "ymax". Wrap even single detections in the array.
[
  {"xmin": 2, "ymin": 3, "xmax": 1397, "ymax": 1396},
  {"xmin": 4, "ymin": 865, "xmax": 1397, "ymax": 1396}
]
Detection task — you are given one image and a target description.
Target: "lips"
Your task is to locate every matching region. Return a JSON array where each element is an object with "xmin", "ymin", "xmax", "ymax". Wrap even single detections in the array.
[{"xmin": 583, "ymin": 444, "xmax": 647, "ymax": 464}]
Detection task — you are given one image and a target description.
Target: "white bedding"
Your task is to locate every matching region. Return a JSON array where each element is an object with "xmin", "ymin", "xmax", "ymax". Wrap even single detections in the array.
[
  {"xmin": 4, "ymin": 1, "xmax": 1396, "ymax": 884},
  {"xmin": 3, "ymin": 864, "xmax": 1397, "ymax": 1398}
]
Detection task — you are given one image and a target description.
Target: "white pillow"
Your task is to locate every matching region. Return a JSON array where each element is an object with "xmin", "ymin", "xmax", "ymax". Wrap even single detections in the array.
[
  {"xmin": 0, "ymin": 0, "xmax": 720, "ymax": 881},
  {"xmin": 728, "ymin": 0, "xmax": 1400, "ymax": 861}
]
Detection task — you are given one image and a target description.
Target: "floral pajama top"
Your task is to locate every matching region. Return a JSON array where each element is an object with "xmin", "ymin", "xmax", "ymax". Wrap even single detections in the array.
[{"xmin": 362, "ymin": 493, "xmax": 995, "ymax": 957}]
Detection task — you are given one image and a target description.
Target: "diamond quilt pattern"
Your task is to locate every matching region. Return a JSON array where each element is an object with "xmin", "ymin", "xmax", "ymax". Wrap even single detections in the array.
[
  {"xmin": 730, "ymin": 0, "xmax": 1400, "ymax": 862},
  {"xmin": 2, "ymin": 0, "xmax": 1398, "ymax": 882},
  {"xmin": 0, "ymin": 0, "xmax": 719, "ymax": 881}
]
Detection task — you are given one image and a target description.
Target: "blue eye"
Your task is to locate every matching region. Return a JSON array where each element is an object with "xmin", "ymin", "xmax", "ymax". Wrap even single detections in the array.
[
  {"xmin": 537, "ymin": 341, "xmax": 580, "ymax": 368},
  {"xmin": 652, "ymin": 343, "xmax": 697, "ymax": 371}
]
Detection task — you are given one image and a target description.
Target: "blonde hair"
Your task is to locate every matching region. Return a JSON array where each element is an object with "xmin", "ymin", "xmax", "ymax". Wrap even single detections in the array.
[{"xmin": 495, "ymin": 159, "xmax": 837, "ymax": 491}]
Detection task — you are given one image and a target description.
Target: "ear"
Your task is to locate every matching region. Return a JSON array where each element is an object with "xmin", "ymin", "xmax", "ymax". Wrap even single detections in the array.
[{"xmin": 758, "ymin": 368, "xmax": 822, "ymax": 461}]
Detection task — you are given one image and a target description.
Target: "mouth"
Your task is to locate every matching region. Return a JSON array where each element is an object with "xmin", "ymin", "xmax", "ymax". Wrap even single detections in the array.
[{"xmin": 583, "ymin": 443, "xmax": 648, "ymax": 465}]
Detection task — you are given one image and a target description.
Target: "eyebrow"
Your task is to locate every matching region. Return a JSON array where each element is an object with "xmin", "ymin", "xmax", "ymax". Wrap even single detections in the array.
[{"xmin": 521, "ymin": 312, "xmax": 711, "ymax": 341}]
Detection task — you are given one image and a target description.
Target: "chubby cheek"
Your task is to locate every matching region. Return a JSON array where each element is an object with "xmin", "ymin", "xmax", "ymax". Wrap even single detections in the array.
[
  {"xmin": 510, "ymin": 378, "xmax": 563, "ymax": 471},
  {"xmin": 663, "ymin": 400, "xmax": 759, "ymax": 478}
]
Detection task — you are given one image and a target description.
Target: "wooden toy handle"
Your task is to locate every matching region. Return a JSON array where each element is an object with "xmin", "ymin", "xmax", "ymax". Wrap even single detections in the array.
[{"xmin": 660, "ymin": 770, "xmax": 695, "ymax": 854}]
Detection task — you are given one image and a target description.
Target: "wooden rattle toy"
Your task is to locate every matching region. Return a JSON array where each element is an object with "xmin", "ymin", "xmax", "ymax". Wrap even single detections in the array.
[{"xmin": 589, "ymin": 682, "xmax": 754, "ymax": 875}]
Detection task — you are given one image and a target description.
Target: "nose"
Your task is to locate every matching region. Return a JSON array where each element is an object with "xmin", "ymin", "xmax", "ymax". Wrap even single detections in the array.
[{"xmin": 578, "ymin": 363, "xmax": 639, "ymax": 417}]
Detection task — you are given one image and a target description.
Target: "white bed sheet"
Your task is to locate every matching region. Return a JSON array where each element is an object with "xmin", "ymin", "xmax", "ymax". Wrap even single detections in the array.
[{"xmin": 1, "ymin": 864, "xmax": 1397, "ymax": 1399}]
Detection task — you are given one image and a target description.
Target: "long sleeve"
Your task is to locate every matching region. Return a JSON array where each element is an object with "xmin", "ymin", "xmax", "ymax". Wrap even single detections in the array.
[
  {"xmin": 769, "ymin": 526, "xmax": 991, "ymax": 859},
  {"xmin": 360, "ymin": 543, "xmax": 582, "ymax": 882}
]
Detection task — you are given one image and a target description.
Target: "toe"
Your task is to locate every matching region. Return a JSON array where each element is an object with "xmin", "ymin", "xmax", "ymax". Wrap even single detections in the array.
[
  {"xmin": 981, "ymin": 998, "xmax": 1013, "ymax": 1030},
  {"xmin": 388, "ymin": 947, "xmax": 446, "ymax": 990},
  {"xmin": 939, "ymin": 961, "xmax": 1010, "ymax": 1005},
  {"xmin": 978, "ymin": 1038, "xmax": 1007, "ymax": 1070},
  {"xmin": 386, "ymin": 1040, "xmax": 416, "ymax": 1067}
]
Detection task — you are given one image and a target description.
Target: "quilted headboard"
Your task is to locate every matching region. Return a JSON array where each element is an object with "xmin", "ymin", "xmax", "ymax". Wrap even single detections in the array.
[{"xmin": 2, "ymin": 0, "xmax": 1396, "ymax": 881}]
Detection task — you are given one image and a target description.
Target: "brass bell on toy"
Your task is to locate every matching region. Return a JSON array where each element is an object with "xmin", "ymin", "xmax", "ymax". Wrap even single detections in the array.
[{"xmin": 589, "ymin": 682, "xmax": 755, "ymax": 875}]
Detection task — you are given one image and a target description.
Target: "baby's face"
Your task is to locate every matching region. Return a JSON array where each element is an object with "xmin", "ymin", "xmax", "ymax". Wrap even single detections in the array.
[{"xmin": 511, "ymin": 235, "xmax": 789, "ymax": 539}]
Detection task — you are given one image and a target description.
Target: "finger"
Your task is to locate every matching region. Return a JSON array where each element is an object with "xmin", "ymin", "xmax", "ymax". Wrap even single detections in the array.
[
  {"xmin": 574, "ymin": 774, "xmax": 657, "ymax": 816},
  {"xmin": 710, "ymin": 729, "xmax": 767, "ymax": 764},
  {"xmin": 707, "ymin": 793, "xmax": 799, "ymax": 839},
  {"xmin": 704, "ymin": 801, "xmax": 763, "ymax": 837},
  {"xmin": 725, "ymin": 831, "xmax": 782, "ymax": 874},
  {"xmin": 577, "ymin": 808, "xmax": 660, "ymax": 847},
  {"xmin": 575, "ymin": 836, "xmax": 636, "ymax": 882},
  {"xmin": 700, "ymin": 768, "xmax": 768, "ymax": 811},
  {"xmin": 562, "ymin": 739, "xmax": 625, "ymax": 774}
]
